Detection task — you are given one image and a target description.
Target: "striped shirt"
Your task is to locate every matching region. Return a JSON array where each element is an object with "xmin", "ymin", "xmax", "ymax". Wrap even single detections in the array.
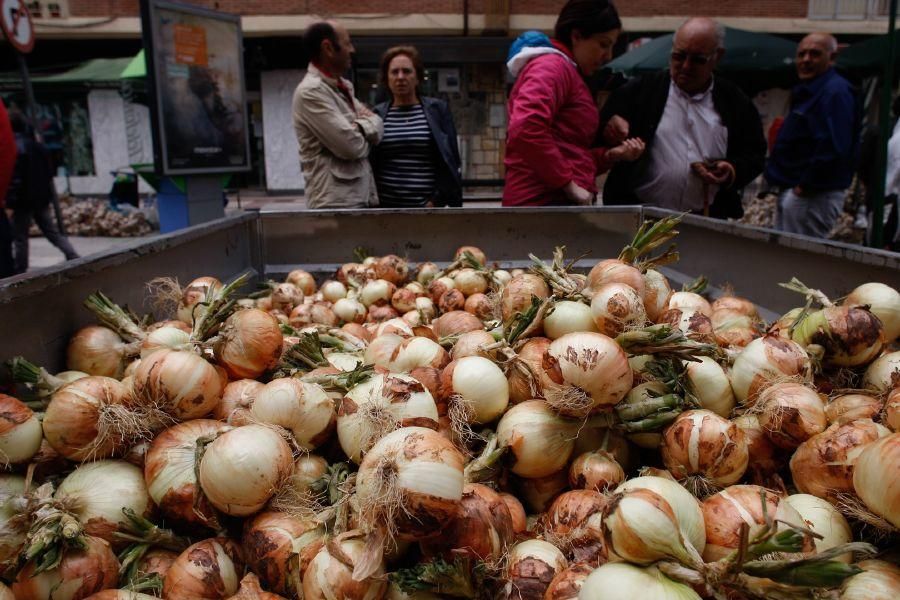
[{"xmin": 376, "ymin": 103, "xmax": 438, "ymax": 206}]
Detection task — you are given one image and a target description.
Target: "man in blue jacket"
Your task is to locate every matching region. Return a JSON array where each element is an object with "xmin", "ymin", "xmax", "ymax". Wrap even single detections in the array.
[{"xmin": 766, "ymin": 33, "xmax": 859, "ymax": 238}]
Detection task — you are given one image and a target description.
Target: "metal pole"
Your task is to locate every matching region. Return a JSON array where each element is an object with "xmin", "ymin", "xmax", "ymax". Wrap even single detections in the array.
[{"xmin": 872, "ymin": 0, "xmax": 898, "ymax": 248}]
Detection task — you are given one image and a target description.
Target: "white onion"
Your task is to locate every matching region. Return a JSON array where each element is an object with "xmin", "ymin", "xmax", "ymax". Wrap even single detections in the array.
[
  {"xmin": 590, "ymin": 283, "xmax": 647, "ymax": 337},
  {"xmin": 0, "ymin": 393, "xmax": 43, "ymax": 466},
  {"xmin": 375, "ymin": 317, "xmax": 414, "ymax": 338},
  {"xmin": 251, "ymin": 378, "xmax": 336, "ymax": 450},
  {"xmin": 320, "ymin": 280, "xmax": 348, "ymax": 302},
  {"xmin": 66, "ymin": 325, "xmax": 131, "ymax": 378},
  {"xmin": 845, "ymin": 282, "xmax": 900, "ymax": 343},
  {"xmin": 863, "ymin": 350, "xmax": 900, "ymax": 394},
  {"xmin": 242, "ymin": 511, "xmax": 324, "ymax": 597},
  {"xmin": 0, "ymin": 475, "xmax": 26, "ymax": 565},
  {"xmin": 452, "ymin": 268, "xmax": 488, "ymax": 296},
  {"xmin": 214, "ymin": 379, "xmax": 264, "ymax": 425},
  {"xmin": 785, "ymin": 494, "xmax": 853, "ymax": 562},
  {"xmin": 643, "ymin": 269, "xmax": 673, "ymax": 322},
  {"xmin": 176, "ymin": 276, "xmax": 222, "ymax": 325},
  {"xmin": 43, "ymin": 376, "xmax": 130, "ymax": 461},
  {"xmin": 661, "ymin": 409, "xmax": 749, "ymax": 491},
  {"xmin": 505, "ymin": 539, "xmax": 568, "ymax": 600},
  {"xmin": 545, "ymin": 300, "xmax": 599, "ymax": 339},
  {"xmin": 614, "ymin": 476, "xmax": 706, "ymax": 555},
  {"xmin": 132, "ymin": 349, "xmax": 225, "ymax": 420},
  {"xmin": 287, "ymin": 269, "xmax": 317, "ymax": 295},
  {"xmin": 684, "ymin": 356, "xmax": 735, "ymax": 418},
  {"xmin": 364, "ymin": 333, "xmax": 405, "ymax": 367},
  {"xmin": 450, "ymin": 330, "xmax": 496, "ymax": 360},
  {"xmin": 839, "ymin": 560, "xmax": 900, "ymax": 599},
  {"xmin": 303, "ymin": 531, "xmax": 387, "ymax": 600},
  {"xmin": 140, "ymin": 326, "xmax": 190, "ymax": 358},
  {"xmin": 667, "ymin": 291, "xmax": 712, "ymax": 317},
  {"xmin": 730, "ymin": 335, "xmax": 812, "ymax": 405},
  {"xmin": 163, "ymin": 537, "xmax": 243, "ymax": 600},
  {"xmin": 587, "ymin": 259, "xmax": 645, "ymax": 299},
  {"xmin": 334, "ymin": 298, "xmax": 367, "ymax": 324},
  {"xmin": 360, "ymin": 279, "xmax": 396, "ymax": 307},
  {"xmin": 578, "ymin": 563, "xmax": 701, "ymax": 600},
  {"xmin": 852, "ymin": 432, "xmax": 900, "ymax": 529},
  {"xmin": 496, "ymin": 400, "xmax": 578, "ymax": 478},
  {"xmin": 198, "ymin": 425, "xmax": 294, "ymax": 516},
  {"xmin": 441, "ymin": 356, "xmax": 509, "ymax": 424},
  {"xmin": 386, "ymin": 337, "xmax": 449, "ymax": 372},
  {"xmin": 271, "ymin": 282, "xmax": 304, "ymax": 313},
  {"xmin": 338, "ymin": 373, "xmax": 439, "ymax": 463},
  {"xmin": 756, "ymin": 382, "xmax": 827, "ymax": 450}
]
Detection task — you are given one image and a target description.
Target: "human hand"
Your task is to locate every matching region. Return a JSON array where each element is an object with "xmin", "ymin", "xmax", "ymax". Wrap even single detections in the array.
[
  {"xmin": 358, "ymin": 105, "xmax": 375, "ymax": 118},
  {"xmin": 607, "ymin": 138, "xmax": 645, "ymax": 163},
  {"xmin": 603, "ymin": 115, "xmax": 630, "ymax": 146},
  {"xmin": 692, "ymin": 160, "xmax": 735, "ymax": 185},
  {"xmin": 563, "ymin": 181, "xmax": 595, "ymax": 206}
]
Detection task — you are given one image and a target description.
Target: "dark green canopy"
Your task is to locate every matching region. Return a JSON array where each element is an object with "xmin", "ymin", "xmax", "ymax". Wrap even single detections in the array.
[{"xmin": 836, "ymin": 31, "xmax": 900, "ymax": 77}]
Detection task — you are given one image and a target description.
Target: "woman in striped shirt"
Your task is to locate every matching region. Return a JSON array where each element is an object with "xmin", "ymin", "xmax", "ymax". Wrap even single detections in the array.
[{"xmin": 372, "ymin": 46, "xmax": 462, "ymax": 208}]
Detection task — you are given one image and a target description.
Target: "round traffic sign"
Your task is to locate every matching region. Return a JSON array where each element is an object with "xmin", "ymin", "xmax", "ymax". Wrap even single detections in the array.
[{"xmin": 1, "ymin": 0, "xmax": 35, "ymax": 54}]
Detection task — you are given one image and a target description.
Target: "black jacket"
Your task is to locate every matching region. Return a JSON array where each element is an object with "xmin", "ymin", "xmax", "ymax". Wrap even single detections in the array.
[
  {"xmin": 372, "ymin": 97, "xmax": 463, "ymax": 207},
  {"xmin": 600, "ymin": 71, "xmax": 766, "ymax": 219},
  {"xmin": 8, "ymin": 133, "xmax": 55, "ymax": 212}
]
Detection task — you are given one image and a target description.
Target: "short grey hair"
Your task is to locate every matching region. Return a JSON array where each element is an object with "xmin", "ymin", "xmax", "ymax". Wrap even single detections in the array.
[{"xmin": 678, "ymin": 17, "xmax": 726, "ymax": 50}]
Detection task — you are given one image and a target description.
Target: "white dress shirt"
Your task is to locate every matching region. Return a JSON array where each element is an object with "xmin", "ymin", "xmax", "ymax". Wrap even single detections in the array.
[{"xmin": 635, "ymin": 81, "xmax": 729, "ymax": 212}]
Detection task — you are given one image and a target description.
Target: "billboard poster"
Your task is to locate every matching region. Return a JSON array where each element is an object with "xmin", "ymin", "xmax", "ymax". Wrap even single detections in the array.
[{"xmin": 140, "ymin": 0, "xmax": 250, "ymax": 175}]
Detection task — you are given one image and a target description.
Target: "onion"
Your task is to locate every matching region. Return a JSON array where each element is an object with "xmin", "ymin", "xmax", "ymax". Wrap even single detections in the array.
[
  {"xmin": 13, "ymin": 536, "xmax": 119, "ymax": 600},
  {"xmin": 839, "ymin": 559, "xmax": 900, "ymax": 599},
  {"xmin": 514, "ymin": 469, "xmax": 569, "ymax": 513},
  {"xmin": 544, "ymin": 300, "xmax": 599, "ymax": 339},
  {"xmin": 242, "ymin": 511, "xmax": 324, "ymax": 597},
  {"xmin": 333, "ymin": 298, "xmax": 367, "ymax": 324},
  {"xmin": 251, "ymin": 378, "xmax": 335, "ymax": 450},
  {"xmin": 271, "ymin": 282, "xmax": 304, "ymax": 313},
  {"xmin": 140, "ymin": 326, "xmax": 190, "ymax": 358},
  {"xmin": 573, "ymin": 426, "xmax": 633, "ymax": 472},
  {"xmin": 213, "ymin": 308, "xmax": 283, "ymax": 379},
  {"xmin": 730, "ymin": 335, "xmax": 812, "ymax": 405},
  {"xmin": 667, "ymin": 291, "xmax": 712, "ymax": 317},
  {"xmin": 543, "ymin": 562, "xmax": 594, "ymax": 600},
  {"xmin": 176, "ymin": 277, "xmax": 223, "ymax": 324},
  {"xmin": 0, "ymin": 393, "xmax": 43, "ymax": 466},
  {"xmin": 452, "ymin": 268, "xmax": 488, "ymax": 296},
  {"xmin": 614, "ymin": 476, "xmax": 706, "ymax": 555},
  {"xmin": 500, "ymin": 273, "xmax": 550, "ymax": 322},
  {"xmin": 756, "ymin": 382, "xmax": 827, "ymax": 449},
  {"xmin": 336, "ymin": 262, "xmax": 374, "ymax": 286},
  {"xmin": 303, "ymin": 531, "xmax": 387, "ymax": 600},
  {"xmin": 845, "ymin": 282, "xmax": 900, "ymax": 343},
  {"xmin": 321, "ymin": 280, "xmax": 348, "ymax": 302},
  {"xmin": 199, "ymin": 425, "xmax": 293, "ymax": 516},
  {"xmin": 440, "ymin": 356, "xmax": 509, "ymax": 426},
  {"xmin": 568, "ymin": 450, "xmax": 624, "ymax": 492},
  {"xmin": 792, "ymin": 305, "xmax": 884, "ymax": 367},
  {"xmin": 701, "ymin": 484, "xmax": 810, "ymax": 561},
  {"xmin": 711, "ymin": 308, "xmax": 759, "ymax": 348},
  {"xmin": 55, "ymin": 460, "xmax": 152, "ymax": 545},
  {"xmin": 790, "ymin": 419, "xmax": 891, "ymax": 501},
  {"xmin": 0, "ymin": 474, "xmax": 26, "ymax": 565},
  {"xmin": 587, "ymin": 259, "xmax": 645, "ymax": 299},
  {"xmin": 416, "ymin": 262, "xmax": 440, "ymax": 285},
  {"xmin": 579, "ymin": 562, "xmax": 702, "ymax": 600},
  {"xmin": 213, "ymin": 379, "xmax": 264, "ymax": 425},
  {"xmin": 364, "ymin": 333, "xmax": 405, "ymax": 367},
  {"xmin": 450, "ymin": 330, "xmax": 495, "ymax": 360},
  {"xmin": 67, "ymin": 325, "xmax": 131, "ymax": 378},
  {"xmin": 852, "ymin": 432, "xmax": 900, "ymax": 528},
  {"xmin": 229, "ymin": 573, "xmax": 289, "ymax": 600},
  {"xmin": 507, "ymin": 337, "xmax": 553, "ymax": 403},
  {"xmin": 288, "ymin": 304, "xmax": 313, "ymax": 327},
  {"xmin": 145, "ymin": 419, "xmax": 228, "ymax": 527},
  {"xmin": 863, "ymin": 351, "xmax": 900, "ymax": 393},
  {"xmin": 374, "ymin": 254, "xmax": 409, "ymax": 285},
  {"xmin": 886, "ymin": 388, "xmax": 900, "ymax": 432},
  {"xmin": 343, "ymin": 322, "xmax": 373, "ymax": 342},
  {"xmin": 438, "ymin": 288, "xmax": 466, "ymax": 313},
  {"xmin": 432, "ymin": 310, "xmax": 483, "ymax": 338},
  {"xmin": 658, "ymin": 308, "xmax": 714, "ymax": 342},
  {"xmin": 132, "ymin": 349, "xmax": 225, "ymax": 420},
  {"xmin": 826, "ymin": 394, "xmax": 883, "ymax": 425},
  {"xmin": 309, "ymin": 303, "xmax": 339, "ymax": 327},
  {"xmin": 287, "ymin": 269, "xmax": 317, "ymax": 295},
  {"xmin": 427, "ymin": 276, "xmax": 456, "ymax": 304},
  {"xmin": 541, "ymin": 490, "xmax": 607, "ymax": 564},
  {"xmin": 712, "ymin": 294, "xmax": 758, "ymax": 318},
  {"xmin": 134, "ymin": 547, "xmax": 178, "ymax": 583},
  {"xmin": 390, "ymin": 287, "xmax": 418, "ymax": 313},
  {"xmin": 785, "ymin": 494, "xmax": 853, "ymax": 562},
  {"xmin": 497, "ymin": 400, "xmax": 578, "ymax": 478},
  {"xmin": 505, "ymin": 539, "xmax": 568, "ymax": 600},
  {"xmin": 602, "ymin": 487, "xmax": 703, "ymax": 567},
  {"xmin": 356, "ymin": 427, "xmax": 464, "ymax": 541},
  {"xmin": 590, "ymin": 283, "xmax": 646, "ymax": 337},
  {"xmin": 732, "ymin": 414, "xmax": 783, "ymax": 483},
  {"xmin": 643, "ymin": 269, "xmax": 673, "ymax": 322},
  {"xmin": 43, "ymin": 376, "xmax": 130, "ymax": 461},
  {"xmin": 661, "ymin": 409, "xmax": 749, "ymax": 492},
  {"xmin": 163, "ymin": 538, "xmax": 243, "ymax": 600},
  {"xmin": 684, "ymin": 356, "xmax": 736, "ymax": 418},
  {"xmin": 493, "ymin": 269, "xmax": 512, "ymax": 287},
  {"xmin": 455, "ymin": 245, "xmax": 487, "ymax": 265},
  {"xmin": 500, "ymin": 492, "xmax": 528, "ymax": 534},
  {"xmin": 338, "ymin": 373, "xmax": 439, "ymax": 462},
  {"xmin": 420, "ymin": 483, "xmax": 514, "ymax": 562},
  {"xmin": 464, "ymin": 293, "xmax": 494, "ymax": 320},
  {"xmin": 542, "ymin": 332, "xmax": 632, "ymax": 417},
  {"xmin": 386, "ymin": 337, "xmax": 450, "ymax": 372}
]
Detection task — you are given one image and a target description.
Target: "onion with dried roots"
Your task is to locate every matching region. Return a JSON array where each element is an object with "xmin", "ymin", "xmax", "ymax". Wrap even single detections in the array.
[
  {"xmin": 452, "ymin": 268, "xmax": 488, "ymax": 296},
  {"xmin": 321, "ymin": 280, "xmax": 348, "ymax": 302},
  {"xmin": 213, "ymin": 308, "xmax": 283, "ymax": 379},
  {"xmin": 420, "ymin": 483, "xmax": 514, "ymax": 562},
  {"xmin": 251, "ymin": 378, "xmax": 336, "ymax": 450},
  {"xmin": 140, "ymin": 325, "xmax": 191, "ymax": 358},
  {"xmin": 614, "ymin": 476, "xmax": 706, "ymax": 556},
  {"xmin": 12, "ymin": 536, "xmax": 119, "ymax": 600},
  {"xmin": 587, "ymin": 259, "xmax": 645, "ymax": 299},
  {"xmin": 755, "ymin": 382, "xmax": 827, "ymax": 450},
  {"xmin": 590, "ymin": 283, "xmax": 646, "ymax": 337},
  {"xmin": 67, "ymin": 325, "xmax": 132, "ymax": 378},
  {"xmin": 661, "ymin": 409, "xmax": 749, "ymax": 494},
  {"xmin": 711, "ymin": 308, "xmax": 760, "ymax": 348},
  {"xmin": 541, "ymin": 332, "xmax": 632, "ymax": 418},
  {"xmin": 338, "ymin": 373, "xmax": 439, "ymax": 463},
  {"xmin": 784, "ymin": 494, "xmax": 853, "ymax": 562},
  {"xmin": 791, "ymin": 305, "xmax": 885, "ymax": 367},
  {"xmin": 790, "ymin": 419, "xmax": 891, "ymax": 502},
  {"xmin": 145, "ymin": 419, "xmax": 228, "ymax": 527},
  {"xmin": 863, "ymin": 351, "xmax": 900, "ymax": 394},
  {"xmin": 287, "ymin": 269, "xmax": 317, "ymax": 295},
  {"xmin": 844, "ymin": 282, "xmax": 900, "ymax": 343},
  {"xmin": 541, "ymin": 489, "xmax": 607, "ymax": 565},
  {"xmin": 242, "ymin": 511, "xmax": 324, "ymax": 597},
  {"xmin": 496, "ymin": 400, "xmax": 579, "ymax": 478},
  {"xmin": 701, "ymin": 484, "xmax": 811, "ymax": 562},
  {"xmin": 43, "ymin": 376, "xmax": 131, "ymax": 461},
  {"xmin": 504, "ymin": 539, "xmax": 568, "ymax": 600},
  {"xmin": 303, "ymin": 531, "xmax": 387, "ymax": 600},
  {"xmin": 385, "ymin": 337, "xmax": 450, "ymax": 373},
  {"xmin": 55, "ymin": 460, "xmax": 152, "ymax": 545},
  {"xmin": 852, "ymin": 432, "xmax": 900, "ymax": 529},
  {"xmin": 507, "ymin": 337, "xmax": 554, "ymax": 403},
  {"xmin": 464, "ymin": 293, "xmax": 494, "ymax": 320},
  {"xmin": 0, "ymin": 474, "xmax": 27, "ymax": 565},
  {"xmin": 334, "ymin": 298, "xmax": 367, "ymax": 324},
  {"xmin": 198, "ymin": 424, "xmax": 294, "ymax": 516},
  {"xmin": 432, "ymin": 310, "xmax": 484, "ymax": 338},
  {"xmin": 568, "ymin": 450, "xmax": 624, "ymax": 492},
  {"xmin": 213, "ymin": 379, "xmax": 264, "ymax": 425},
  {"xmin": 0, "ymin": 393, "xmax": 43, "ymax": 466},
  {"xmin": 450, "ymin": 330, "xmax": 496, "ymax": 360},
  {"xmin": 730, "ymin": 335, "xmax": 812, "ymax": 405},
  {"xmin": 132, "ymin": 349, "xmax": 225, "ymax": 420},
  {"xmin": 667, "ymin": 291, "xmax": 712, "ymax": 317},
  {"xmin": 455, "ymin": 245, "xmax": 487, "ymax": 265},
  {"xmin": 658, "ymin": 308, "xmax": 714, "ymax": 342},
  {"xmin": 440, "ymin": 356, "xmax": 509, "ymax": 436},
  {"xmin": 500, "ymin": 273, "xmax": 551, "ymax": 323},
  {"xmin": 355, "ymin": 427, "xmax": 464, "ymax": 545},
  {"xmin": 163, "ymin": 537, "xmax": 243, "ymax": 600},
  {"xmin": 579, "ymin": 562, "xmax": 702, "ymax": 600}
]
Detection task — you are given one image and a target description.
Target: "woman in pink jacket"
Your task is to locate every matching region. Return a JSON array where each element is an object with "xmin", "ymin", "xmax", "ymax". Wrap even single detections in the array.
[{"xmin": 502, "ymin": 0, "xmax": 644, "ymax": 207}]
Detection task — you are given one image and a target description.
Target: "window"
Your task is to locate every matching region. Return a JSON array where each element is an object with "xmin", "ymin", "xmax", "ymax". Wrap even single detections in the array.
[{"xmin": 809, "ymin": 0, "xmax": 890, "ymax": 18}]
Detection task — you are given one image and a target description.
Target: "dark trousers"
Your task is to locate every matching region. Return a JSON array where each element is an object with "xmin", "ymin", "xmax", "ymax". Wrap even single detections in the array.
[
  {"xmin": 0, "ymin": 211, "xmax": 14, "ymax": 278},
  {"xmin": 12, "ymin": 205, "xmax": 79, "ymax": 274}
]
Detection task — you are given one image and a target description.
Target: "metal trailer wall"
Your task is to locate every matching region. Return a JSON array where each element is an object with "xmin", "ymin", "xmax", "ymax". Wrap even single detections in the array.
[{"xmin": 1, "ymin": 207, "xmax": 898, "ymax": 373}]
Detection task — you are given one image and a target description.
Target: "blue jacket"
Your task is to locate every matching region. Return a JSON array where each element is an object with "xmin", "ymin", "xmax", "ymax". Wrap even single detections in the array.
[
  {"xmin": 372, "ymin": 97, "xmax": 462, "ymax": 207},
  {"xmin": 765, "ymin": 68, "xmax": 859, "ymax": 191}
]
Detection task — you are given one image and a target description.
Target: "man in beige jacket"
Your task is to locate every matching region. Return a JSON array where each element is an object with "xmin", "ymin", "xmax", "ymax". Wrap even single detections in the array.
[{"xmin": 293, "ymin": 21, "xmax": 383, "ymax": 208}]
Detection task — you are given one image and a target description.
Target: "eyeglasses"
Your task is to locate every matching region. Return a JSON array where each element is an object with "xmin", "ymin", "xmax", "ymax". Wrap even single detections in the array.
[{"xmin": 670, "ymin": 51, "xmax": 715, "ymax": 65}]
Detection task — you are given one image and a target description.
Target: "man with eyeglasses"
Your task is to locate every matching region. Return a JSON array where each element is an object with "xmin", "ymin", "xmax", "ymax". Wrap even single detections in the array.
[
  {"xmin": 765, "ymin": 33, "xmax": 859, "ymax": 238},
  {"xmin": 600, "ymin": 17, "xmax": 766, "ymax": 219}
]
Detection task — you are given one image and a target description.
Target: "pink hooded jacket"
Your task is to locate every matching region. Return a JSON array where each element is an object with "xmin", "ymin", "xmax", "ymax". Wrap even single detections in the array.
[{"xmin": 502, "ymin": 43, "xmax": 611, "ymax": 207}]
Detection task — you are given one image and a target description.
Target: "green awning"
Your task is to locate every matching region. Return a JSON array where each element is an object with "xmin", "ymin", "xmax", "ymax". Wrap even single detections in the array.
[
  {"xmin": 121, "ymin": 50, "xmax": 146, "ymax": 80},
  {"xmin": 836, "ymin": 32, "xmax": 900, "ymax": 76},
  {"xmin": 36, "ymin": 57, "xmax": 134, "ymax": 84}
]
